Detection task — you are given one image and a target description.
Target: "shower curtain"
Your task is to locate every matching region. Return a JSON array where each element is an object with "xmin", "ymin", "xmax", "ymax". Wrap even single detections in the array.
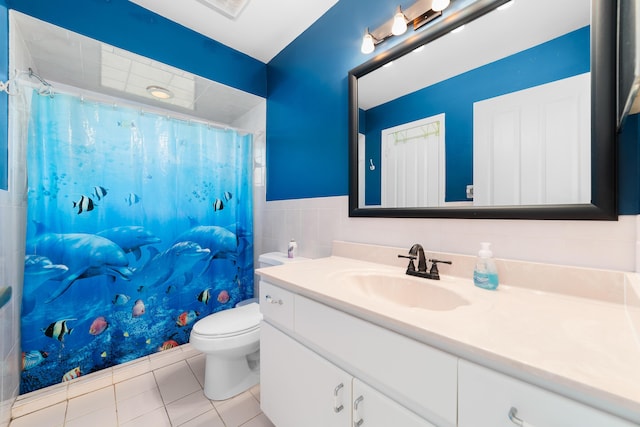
[{"xmin": 20, "ymin": 90, "xmax": 254, "ymax": 393}]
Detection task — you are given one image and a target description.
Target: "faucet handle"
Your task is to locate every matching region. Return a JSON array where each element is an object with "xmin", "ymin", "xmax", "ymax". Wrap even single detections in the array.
[
  {"xmin": 398, "ymin": 254, "xmax": 417, "ymax": 272},
  {"xmin": 428, "ymin": 259, "xmax": 452, "ymax": 278}
]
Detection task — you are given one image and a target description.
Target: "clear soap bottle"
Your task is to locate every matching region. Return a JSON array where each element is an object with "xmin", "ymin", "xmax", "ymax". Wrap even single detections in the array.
[{"xmin": 473, "ymin": 242, "xmax": 499, "ymax": 290}]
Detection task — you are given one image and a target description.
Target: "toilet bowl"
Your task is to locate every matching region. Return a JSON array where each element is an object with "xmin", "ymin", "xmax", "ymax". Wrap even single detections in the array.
[
  {"xmin": 190, "ymin": 252, "xmax": 310, "ymax": 400},
  {"xmin": 189, "ymin": 302, "xmax": 263, "ymax": 400}
]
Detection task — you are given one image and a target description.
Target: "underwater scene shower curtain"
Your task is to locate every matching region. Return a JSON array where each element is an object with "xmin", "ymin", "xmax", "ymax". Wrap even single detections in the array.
[{"xmin": 21, "ymin": 91, "xmax": 253, "ymax": 393}]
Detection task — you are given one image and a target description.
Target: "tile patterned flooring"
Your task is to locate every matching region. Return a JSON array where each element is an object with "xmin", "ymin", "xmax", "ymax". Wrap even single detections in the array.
[{"xmin": 9, "ymin": 344, "xmax": 274, "ymax": 427}]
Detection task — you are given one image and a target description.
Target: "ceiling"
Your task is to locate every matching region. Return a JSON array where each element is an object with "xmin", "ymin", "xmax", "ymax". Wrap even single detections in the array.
[
  {"xmin": 129, "ymin": 0, "xmax": 339, "ymax": 64},
  {"xmin": 10, "ymin": 0, "xmax": 337, "ymax": 127},
  {"xmin": 358, "ymin": 0, "xmax": 589, "ymax": 109}
]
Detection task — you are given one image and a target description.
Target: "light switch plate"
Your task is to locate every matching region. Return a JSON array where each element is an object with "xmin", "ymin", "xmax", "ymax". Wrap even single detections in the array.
[{"xmin": 466, "ymin": 185, "xmax": 474, "ymax": 199}]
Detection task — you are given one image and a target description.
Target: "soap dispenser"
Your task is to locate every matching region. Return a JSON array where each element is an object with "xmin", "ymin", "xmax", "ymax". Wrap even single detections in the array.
[
  {"xmin": 473, "ymin": 242, "xmax": 499, "ymax": 290},
  {"xmin": 287, "ymin": 239, "xmax": 298, "ymax": 258}
]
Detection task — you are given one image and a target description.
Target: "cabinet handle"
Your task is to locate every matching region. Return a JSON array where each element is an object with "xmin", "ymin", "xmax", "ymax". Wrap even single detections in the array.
[
  {"xmin": 353, "ymin": 395, "xmax": 364, "ymax": 427},
  {"xmin": 333, "ymin": 383, "xmax": 344, "ymax": 413},
  {"xmin": 265, "ymin": 295, "xmax": 283, "ymax": 305},
  {"xmin": 508, "ymin": 407, "xmax": 525, "ymax": 426}
]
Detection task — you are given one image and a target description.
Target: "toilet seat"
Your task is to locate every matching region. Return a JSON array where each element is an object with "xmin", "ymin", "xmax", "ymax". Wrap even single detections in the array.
[{"xmin": 192, "ymin": 302, "xmax": 262, "ymax": 338}]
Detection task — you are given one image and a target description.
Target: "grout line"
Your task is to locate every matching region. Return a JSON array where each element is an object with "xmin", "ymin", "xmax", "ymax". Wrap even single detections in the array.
[
  {"xmin": 114, "ymin": 389, "xmax": 121, "ymax": 427},
  {"xmin": 239, "ymin": 412, "xmax": 262, "ymax": 426},
  {"xmin": 161, "ymin": 405, "xmax": 171, "ymax": 427}
]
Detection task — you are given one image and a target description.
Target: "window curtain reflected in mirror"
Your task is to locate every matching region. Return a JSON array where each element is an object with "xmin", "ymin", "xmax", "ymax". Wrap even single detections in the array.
[{"xmin": 20, "ymin": 89, "xmax": 253, "ymax": 393}]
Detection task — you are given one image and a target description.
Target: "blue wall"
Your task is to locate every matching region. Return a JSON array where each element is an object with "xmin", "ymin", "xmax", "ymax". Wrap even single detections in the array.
[
  {"xmin": 363, "ymin": 27, "xmax": 589, "ymax": 205},
  {"xmin": 619, "ymin": 114, "xmax": 640, "ymax": 214},
  {"xmin": 265, "ymin": 0, "xmax": 429, "ymax": 201}
]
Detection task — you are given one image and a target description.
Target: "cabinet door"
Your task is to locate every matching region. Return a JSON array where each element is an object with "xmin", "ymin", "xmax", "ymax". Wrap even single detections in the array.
[
  {"xmin": 261, "ymin": 322, "xmax": 352, "ymax": 427},
  {"xmin": 352, "ymin": 379, "xmax": 437, "ymax": 427},
  {"xmin": 295, "ymin": 295, "xmax": 457, "ymax": 426},
  {"xmin": 458, "ymin": 360, "xmax": 638, "ymax": 427}
]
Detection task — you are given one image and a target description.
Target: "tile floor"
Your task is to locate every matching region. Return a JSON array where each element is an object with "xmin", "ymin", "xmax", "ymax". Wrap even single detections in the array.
[{"xmin": 9, "ymin": 344, "xmax": 275, "ymax": 427}]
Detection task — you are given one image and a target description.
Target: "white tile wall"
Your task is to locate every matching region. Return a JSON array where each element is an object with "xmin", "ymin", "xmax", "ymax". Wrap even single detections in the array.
[
  {"xmin": 255, "ymin": 195, "xmax": 638, "ymax": 273},
  {"xmin": 0, "ymin": 127, "xmax": 28, "ymax": 427},
  {"xmin": 1, "ymin": 13, "xmax": 35, "ymax": 427}
]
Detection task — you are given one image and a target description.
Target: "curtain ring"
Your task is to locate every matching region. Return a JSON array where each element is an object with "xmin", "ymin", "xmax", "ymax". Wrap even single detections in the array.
[{"xmin": 0, "ymin": 79, "xmax": 19, "ymax": 96}]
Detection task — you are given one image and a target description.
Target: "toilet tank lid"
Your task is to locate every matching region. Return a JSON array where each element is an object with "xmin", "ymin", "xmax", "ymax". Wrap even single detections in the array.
[
  {"xmin": 193, "ymin": 303, "xmax": 262, "ymax": 336},
  {"xmin": 259, "ymin": 251, "xmax": 310, "ymax": 266}
]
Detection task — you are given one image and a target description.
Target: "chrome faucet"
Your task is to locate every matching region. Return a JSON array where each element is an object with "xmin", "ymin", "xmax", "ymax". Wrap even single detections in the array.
[{"xmin": 398, "ymin": 244, "xmax": 452, "ymax": 280}]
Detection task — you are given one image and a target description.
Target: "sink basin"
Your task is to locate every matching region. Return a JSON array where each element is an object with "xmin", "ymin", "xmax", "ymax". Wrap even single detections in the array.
[{"xmin": 337, "ymin": 271, "xmax": 470, "ymax": 311}]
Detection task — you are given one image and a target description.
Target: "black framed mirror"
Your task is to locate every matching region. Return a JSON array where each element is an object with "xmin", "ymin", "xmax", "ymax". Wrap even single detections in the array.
[{"xmin": 348, "ymin": 0, "xmax": 617, "ymax": 219}]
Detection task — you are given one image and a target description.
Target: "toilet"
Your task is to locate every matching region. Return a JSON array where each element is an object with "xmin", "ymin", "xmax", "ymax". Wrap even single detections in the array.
[{"xmin": 189, "ymin": 251, "xmax": 308, "ymax": 400}]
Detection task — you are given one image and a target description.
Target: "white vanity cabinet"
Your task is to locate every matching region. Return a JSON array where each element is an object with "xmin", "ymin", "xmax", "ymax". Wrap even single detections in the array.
[
  {"xmin": 261, "ymin": 322, "xmax": 352, "ymax": 427},
  {"xmin": 293, "ymin": 293, "xmax": 457, "ymax": 426},
  {"xmin": 261, "ymin": 322, "xmax": 435, "ymax": 427},
  {"xmin": 259, "ymin": 281, "xmax": 447, "ymax": 427},
  {"xmin": 458, "ymin": 360, "xmax": 637, "ymax": 427}
]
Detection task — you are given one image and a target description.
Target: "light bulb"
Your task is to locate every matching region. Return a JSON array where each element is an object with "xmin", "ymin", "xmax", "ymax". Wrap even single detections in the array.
[
  {"xmin": 431, "ymin": 0, "xmax": 450, "ymax": 12},
  {"xmin": 361, "ymin": 31, "xmax": 375, "ymax": 54},
  {"xmin": 391, "ymin": 6, "xmax": 407, "ymax": 36}
]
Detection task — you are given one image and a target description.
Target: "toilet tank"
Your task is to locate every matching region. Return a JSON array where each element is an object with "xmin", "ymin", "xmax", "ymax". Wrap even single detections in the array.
[
  {"xmin": 255, "ymin": 252, "xmax": 310, "ymax": 299},
  {"xmin": 258, "ymin": 252, "xmax": 309, "ymax": 268}
]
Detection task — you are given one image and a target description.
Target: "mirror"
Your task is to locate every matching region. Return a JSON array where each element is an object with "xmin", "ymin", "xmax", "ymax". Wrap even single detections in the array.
[{"xmin": 348, "ymin": 0, "xmax": 617, "ymax": 219}]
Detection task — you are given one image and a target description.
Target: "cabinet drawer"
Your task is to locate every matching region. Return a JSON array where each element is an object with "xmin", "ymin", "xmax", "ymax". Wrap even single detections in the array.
[
  {"xmin": 294, "ymin": 295, "xmax": 457, "ymax": 427},
  {"xmin": 259, "ymin": 281, "xmax": 294, "ymax": 330},
  {"xmin": 458, "ymin": 360, "xmax": 637, "ymax": 427}
]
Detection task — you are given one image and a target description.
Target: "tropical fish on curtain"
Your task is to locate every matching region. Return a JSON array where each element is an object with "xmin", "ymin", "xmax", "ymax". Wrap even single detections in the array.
[{"xmin": 20, "ymin": 91, "xmax": 254, "ymax": 393}]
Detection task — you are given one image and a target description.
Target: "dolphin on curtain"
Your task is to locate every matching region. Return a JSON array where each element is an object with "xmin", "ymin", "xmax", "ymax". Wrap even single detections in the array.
[
  {"xmin": 22, "ymin": 255, "xmax": 69, "ymax": 316},
  {"xmin": 96, "ymin": 226, "xmax": 161, "ymax": 261},
  {"xmin": 25, "ymin": 232, "xmax": 133, "ymax": 303},
  {"xmin": 174, "ymin": 225, "xmax": 238, "ymax": 265},
  {"xmin": 130, "ymin": 241, "xmax": 211, "ymax": 291}
]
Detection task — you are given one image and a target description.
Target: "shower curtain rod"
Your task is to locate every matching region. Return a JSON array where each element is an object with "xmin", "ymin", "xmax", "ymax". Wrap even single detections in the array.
[
  {"xmin": 0, "ymin": 68, "xmax": 54, "ymax": 97},
  {"xmin": 10, "ymin": 72, "xmax": 260, "ymax": 136}
]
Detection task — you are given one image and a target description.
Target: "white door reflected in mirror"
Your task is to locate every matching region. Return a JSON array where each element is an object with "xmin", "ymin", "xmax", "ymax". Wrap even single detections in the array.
[{"xmin": 473, "ymin": 73, "xmax": 590, "ymax": 206}]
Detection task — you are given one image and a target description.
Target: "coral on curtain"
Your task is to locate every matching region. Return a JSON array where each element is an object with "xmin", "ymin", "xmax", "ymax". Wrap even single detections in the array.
[{"xmin": 20, "ymin": 91, "xmax": 253, "ymax": 393}]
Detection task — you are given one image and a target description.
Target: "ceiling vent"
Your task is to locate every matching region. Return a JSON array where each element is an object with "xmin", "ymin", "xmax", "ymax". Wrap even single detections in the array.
[{"xmin": 196, "ymin": 0, "xmax": 251, "ymax": 20}]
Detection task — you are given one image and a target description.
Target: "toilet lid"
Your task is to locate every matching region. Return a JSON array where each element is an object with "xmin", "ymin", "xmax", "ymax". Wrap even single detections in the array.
[{"xmin": 193, "ymin": 302, "xmax": 262, "ymax": 337}]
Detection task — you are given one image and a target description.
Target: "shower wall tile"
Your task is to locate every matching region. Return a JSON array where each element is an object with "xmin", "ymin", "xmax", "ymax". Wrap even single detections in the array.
[
  {"xmin": 0, "ymin": 203, "xmax": 26, "ymax": 427},
  {"xmin": 1, "ymin": 14, "xmax": 30, "ymax": 419}
]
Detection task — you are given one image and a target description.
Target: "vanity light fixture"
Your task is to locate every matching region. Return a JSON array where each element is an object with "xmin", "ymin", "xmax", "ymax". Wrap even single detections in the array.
[
  {"xmin": 391, "ymin": 6, "xmax": 408, "ymax": 36},
  {"xmin": 431, "ymin": 0, "xmax": 450, "ymax": 12},
  {"xmin": 360, "ymin": 29, "xmax": 377, "ymax": 55},
  {"xmin": 146, "ymin": 85, "xmax": 174, "ymax": 100},
  {"xmin": 360, "ymin": 0, "xmax": 449, "ymax": 54}
]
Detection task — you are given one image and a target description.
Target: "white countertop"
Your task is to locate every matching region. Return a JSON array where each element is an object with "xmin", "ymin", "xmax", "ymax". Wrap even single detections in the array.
[{"xmin": 257, "ymin": 255, "xmax": 640, "ymax": 423}]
